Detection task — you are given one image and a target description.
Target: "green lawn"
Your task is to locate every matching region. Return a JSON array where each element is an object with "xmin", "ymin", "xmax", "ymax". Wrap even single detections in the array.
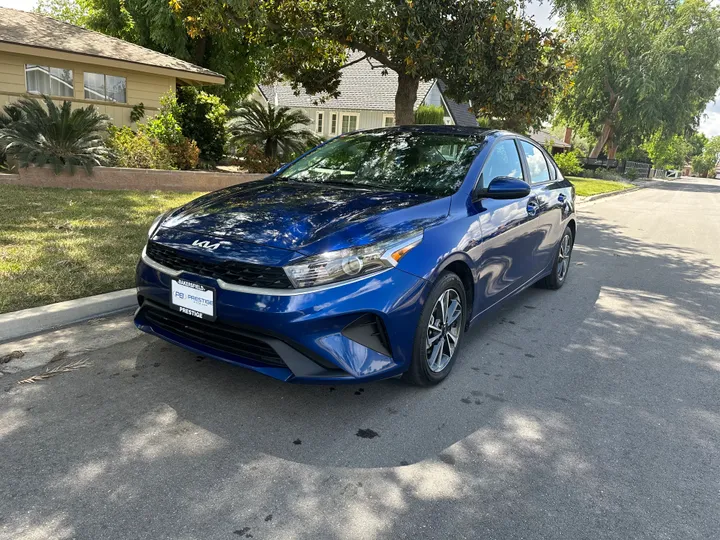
[
  {"xmin": 0, "ymin": 185, "xmax": 205, "ymax": 314},
  {"xmin": 568, "ymin": 176, "xmax": 634, "ymax": 197}
]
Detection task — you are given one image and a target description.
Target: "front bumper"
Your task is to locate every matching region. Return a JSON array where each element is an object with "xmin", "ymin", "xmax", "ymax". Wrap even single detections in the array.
[{"xmin": 135, "ymin": 256, "xmax": 430, "ymax": 383}]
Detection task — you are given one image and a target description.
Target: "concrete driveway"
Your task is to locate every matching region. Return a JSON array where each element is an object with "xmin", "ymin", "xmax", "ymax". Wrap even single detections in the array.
[{"xmin": 1, "ymin": 178, "xmax": 719, "ymax": 540}]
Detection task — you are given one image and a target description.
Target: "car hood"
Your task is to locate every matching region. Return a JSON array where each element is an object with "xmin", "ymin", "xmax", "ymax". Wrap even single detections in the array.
[{"xmin": 162, "ymin": 179, "xmax": 450, "ymax": 253}]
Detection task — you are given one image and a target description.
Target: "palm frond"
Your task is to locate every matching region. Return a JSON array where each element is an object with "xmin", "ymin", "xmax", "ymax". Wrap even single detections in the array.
[
  {"xmin": 0, "ymin": 96, "xmax": 111, "ymax": 174},
  {"xmin": 17, "ymin": 358, "xmax": 92, "ymax": 384},
  {"xmin": 227, "ymin": 100, "xmax": 320, "ymax": 160}
]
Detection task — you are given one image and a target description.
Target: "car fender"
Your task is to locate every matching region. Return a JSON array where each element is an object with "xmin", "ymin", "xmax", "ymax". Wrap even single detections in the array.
[{"xmin": 397, "ymin": 217, "xmax": 479, "ymax": 284}]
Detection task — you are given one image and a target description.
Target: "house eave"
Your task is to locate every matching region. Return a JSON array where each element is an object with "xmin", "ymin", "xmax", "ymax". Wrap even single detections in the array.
[{"xmin": 0, "ymin": 41, "xmax": 225, "ymax": 85}]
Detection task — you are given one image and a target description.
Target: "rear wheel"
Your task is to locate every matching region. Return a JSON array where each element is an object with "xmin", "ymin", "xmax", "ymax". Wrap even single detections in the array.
[
  {"xmin": 538, "ymin": 225, "xmax": 574, "ymax": 290},
  {"xmin": 403, "ymin": 272, "xmax": 466, "ymax": 386}
]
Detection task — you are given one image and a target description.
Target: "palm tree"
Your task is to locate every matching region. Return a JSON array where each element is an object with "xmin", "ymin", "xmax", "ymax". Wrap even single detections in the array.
[
  {"xmin": 227, "ymin": 100, "xmax": 320, "ymax": 161},
  {"xmin": 0, "ymin": 102, "xmax": 23, "ymax": 171},
  {"xmin": 0, "ymin": 96, "xmax": 111, "ymax": 174}
]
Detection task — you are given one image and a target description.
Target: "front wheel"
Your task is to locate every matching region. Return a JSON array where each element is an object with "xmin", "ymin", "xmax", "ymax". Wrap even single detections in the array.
[
  {"xmin": 538, "ymin": 225, "xmax": 574, "ymax": 290},
  {"xmin": 403, "ymin": 272, "xmax": 466, "ymax": 386}
]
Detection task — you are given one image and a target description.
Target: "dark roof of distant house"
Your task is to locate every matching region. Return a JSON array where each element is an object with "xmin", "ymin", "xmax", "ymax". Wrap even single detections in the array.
[
  {"xmin": 436, "ymin": 80, "xmax": 478, "ymax": 127},
  {"xmin": 0, "ymin": 7, "xmax": 224, "ymax": 82}
]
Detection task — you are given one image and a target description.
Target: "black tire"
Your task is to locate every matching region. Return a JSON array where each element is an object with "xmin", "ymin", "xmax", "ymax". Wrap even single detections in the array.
[
  {"xmin": 403, "ymin": 271, "xmax": 467, "ymax": 386},
  {"xmin": 537, "ymin": 225, "xmax": 574, "ymax": 290}
]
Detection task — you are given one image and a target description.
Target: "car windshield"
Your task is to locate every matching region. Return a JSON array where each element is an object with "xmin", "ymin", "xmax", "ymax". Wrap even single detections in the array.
[{"xmin": 278, "ymin": 130, "xmax": 488, "ymax": 196}]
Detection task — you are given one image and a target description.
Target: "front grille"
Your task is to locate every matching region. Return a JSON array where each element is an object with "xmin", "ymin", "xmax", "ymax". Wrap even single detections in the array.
[
  {"xmin": 142, "ymin": 302, "xmax": 286, "ymax": 367},
  {"xmin": 146, "ymin": 242, "xmax": 293, "ymax": 289}
]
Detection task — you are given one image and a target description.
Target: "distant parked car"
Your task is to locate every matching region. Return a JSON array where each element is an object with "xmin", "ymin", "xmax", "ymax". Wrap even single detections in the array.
[{"xmin": 135, "ymin": 126, "xmax": 576, "ymax": 386}]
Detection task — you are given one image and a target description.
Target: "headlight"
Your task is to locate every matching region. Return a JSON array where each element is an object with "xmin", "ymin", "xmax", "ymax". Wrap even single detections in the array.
[
  {"xmin": 284, "ymin": 231, "xmax": 423, "ymax": 289},
  {"xmin": 148, "ymin": 212, "xmax": 169, "ymax": 239}
]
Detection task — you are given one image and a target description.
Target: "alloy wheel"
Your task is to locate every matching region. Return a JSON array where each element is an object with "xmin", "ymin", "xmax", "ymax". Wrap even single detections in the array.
[
  {"xmin": 557, "ymin": 233, "xmax": 572, "ymax": 280},
  {"xmin": 426, "ymin": 289, "xmax": 463, "ymax": 373}
]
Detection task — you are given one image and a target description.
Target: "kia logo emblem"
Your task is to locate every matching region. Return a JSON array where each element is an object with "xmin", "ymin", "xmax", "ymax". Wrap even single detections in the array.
[{"xmin": 192, "ymin": 239, "xmax": 222, "ymax": 251}]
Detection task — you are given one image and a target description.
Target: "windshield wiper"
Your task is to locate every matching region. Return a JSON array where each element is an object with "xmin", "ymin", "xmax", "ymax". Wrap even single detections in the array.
[{"xmin": 288, "ymin": 178, "xmax": 402, "ymax": 192}]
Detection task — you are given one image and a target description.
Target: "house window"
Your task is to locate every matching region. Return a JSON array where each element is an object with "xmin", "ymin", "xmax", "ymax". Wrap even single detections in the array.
[
  {"xmin": 84, "ymin": 72, "xmax": 127, "ymax": 103},
  {"xmin": 341, "ymin": 114, "xmax": 359, "ymax": 133},
  {"xmin": 383, "ymin": 115, "xmax": 395, "ymax": 127},
  {"xmin": 330, "ymin": 113, "xmax": 338, "ymax": 135},
  {"xmin": 316, "ymin": 111, "xmax": 324, "ymax": 134},
  {"xmin": 25, "ymin": 65, "xmax": 74, "ymax": 97}
]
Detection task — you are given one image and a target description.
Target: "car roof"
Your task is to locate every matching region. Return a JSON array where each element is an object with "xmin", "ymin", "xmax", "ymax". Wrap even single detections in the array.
[{"xmin": 352, "ymin": 125, "xmax": 516, "ymax": 139}]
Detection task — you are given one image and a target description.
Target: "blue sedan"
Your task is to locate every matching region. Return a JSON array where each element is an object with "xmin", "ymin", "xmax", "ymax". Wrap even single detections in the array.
[{"xmin": 135, "ymin": 126, "xmax": 576, "ymax": 385}]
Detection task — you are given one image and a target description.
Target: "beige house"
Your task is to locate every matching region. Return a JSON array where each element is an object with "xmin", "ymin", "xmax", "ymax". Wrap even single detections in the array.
[{"xmin": 0, "ymin": 7, "xmax": 224, "ymax": 126}]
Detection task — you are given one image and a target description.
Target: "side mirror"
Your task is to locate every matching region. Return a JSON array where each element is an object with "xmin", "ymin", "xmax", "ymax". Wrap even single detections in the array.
[{"xmin": 482, "ymin": 176, "xmax": 531, "ymax": 200}]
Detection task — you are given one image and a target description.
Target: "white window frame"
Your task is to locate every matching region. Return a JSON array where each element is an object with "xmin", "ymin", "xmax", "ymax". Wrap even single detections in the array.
[
  {"xmin": 329, "ymin": 112, "xmax": 338, "ymax": 135},
  {"xmin": 315, "ymin": 111, "xmax": 325, "ymax": 134},
  {"xmin": 340, "ymin": 113, "xmax": 360, "ymax": 133},
  {"xmin": 83, "ymin": 72, "xmax": 127, "ymax": 103},
  {"xmin": 25, "ymin": 64, "xmax": 74, "ymax": 97},
  {"xmin": 383, "ymin": 114, "xmax": 395, "ymax": 127}
]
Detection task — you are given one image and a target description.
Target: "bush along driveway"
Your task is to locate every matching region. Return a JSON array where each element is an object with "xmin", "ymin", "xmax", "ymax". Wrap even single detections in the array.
[{"xmin": 0, "ymin": 185, "xmax": 203, "ymax": 314}]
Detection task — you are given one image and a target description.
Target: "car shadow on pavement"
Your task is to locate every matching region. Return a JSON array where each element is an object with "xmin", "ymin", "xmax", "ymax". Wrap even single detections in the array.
[{"xmin": 1, "ymin": 202, "xmax": 719, "ymax": 539}]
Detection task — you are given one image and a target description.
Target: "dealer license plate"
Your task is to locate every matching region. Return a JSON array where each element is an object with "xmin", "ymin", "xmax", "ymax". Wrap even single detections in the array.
[{"xmin": 170, "ymin": 279, "xmax": 216, "ymax": 320}]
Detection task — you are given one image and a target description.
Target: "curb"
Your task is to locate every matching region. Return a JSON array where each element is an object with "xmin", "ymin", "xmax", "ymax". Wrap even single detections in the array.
[
  {"xmin": 0, "ymin": 288, "xmax": 137, "ymax": 343},
  {"xmin": 576, "ymin": 179, "xmax": 664, "ymax": 204}
]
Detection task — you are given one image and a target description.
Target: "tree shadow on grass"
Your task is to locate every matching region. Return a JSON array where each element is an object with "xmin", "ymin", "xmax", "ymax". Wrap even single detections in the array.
[{"xmin": 0, "ymin": 187, "xmax": 203, "ymax": 312}]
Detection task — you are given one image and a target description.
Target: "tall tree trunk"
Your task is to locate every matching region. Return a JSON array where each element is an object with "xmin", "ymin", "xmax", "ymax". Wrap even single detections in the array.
[
  {"xmin": 590, "ymin": 96, "xmax": 621, "ymax": 158},
  {"xmin": 193, "ymin": 36, "xmax": 208, "ymax": 66},
  {"xmin": 395, "ymin": 73, "xmax": 420, "ymax": 125},
  {"xmin": 590, "ymin": 123, "xmax": 613, "ymax": 159},
  {"xmin": 607, "ymin": 141, "xmax": 618, "ymax": 160}
]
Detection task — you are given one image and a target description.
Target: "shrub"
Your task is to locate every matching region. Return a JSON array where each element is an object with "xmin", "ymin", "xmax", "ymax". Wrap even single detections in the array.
[
  {"xmin": 242, "ymin": 144, "xmax": 280, "ymax": 173},
  {"xmin": 691, "ymin": 153, "xmax": 716, "ymax": 177},
  {"xmin": 624, "ymin": 168, "xmax": 639, "ymax": 181},
  {"xmin": 177, "ymin": 87, "xmax": 228, "ymax": 164},
  {"xmin": 107, "ymin": 126, "xmax": 175, "ymax": 170},
  {"xmin": 130, "ymin": 103, "xmax": 145, "ymax": 123},
  {"xmin": 414, "ymin": 105, "xmax": 445, "ymax": 125},
  {"xmin": 0, "ymin": 96, "xmax": 111, "ymax": 174},
  {"xmin": 580, "ymin": 168, "xmax": 626, "ymax": 182},
  {"xmin": 140, "ymin": 93, "xmax": 202, "ymax": 169},
  {"xmin": 144, "ymin": 94, "xmax": 184, "ymax": 147},
  {"xmin": 553, "ymin": 150, "xmax": 583, "ymax": 176},
  {"xmin": 167, "ymin": 138, "xmax": 201, "ymax": 170}
]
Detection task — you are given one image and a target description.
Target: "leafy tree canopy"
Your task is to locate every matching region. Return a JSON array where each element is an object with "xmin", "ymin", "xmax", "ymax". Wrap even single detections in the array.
[
  {"xmin": 641, "ymin": 131, "xmax": 693, "ymax": 170},
  {"xmin": 36, "ymin": 0, "xmax": 265, "ymax": 104},
  {"xmin": 558, "ymin": 0, "xmax": 720, "ymax": 158},
  {"xmin": 175, "ymin": 0, "xmax": 573, "ymax": 128}
]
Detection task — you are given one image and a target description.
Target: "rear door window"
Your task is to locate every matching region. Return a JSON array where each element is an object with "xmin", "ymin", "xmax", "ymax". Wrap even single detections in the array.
[{"xmin": 520, "ymin": 141, "xmax": 551, "ymax": 184}]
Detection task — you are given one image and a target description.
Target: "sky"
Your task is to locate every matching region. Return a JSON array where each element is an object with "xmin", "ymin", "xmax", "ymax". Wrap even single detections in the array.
[{"xmin": 2, "ymin": 0, "xmax": 720, "ymax": 136}]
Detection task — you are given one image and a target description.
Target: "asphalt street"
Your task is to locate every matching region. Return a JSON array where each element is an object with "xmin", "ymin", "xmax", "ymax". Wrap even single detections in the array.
[{"xmin": 1, "ymin": 177, "xmax": 719, "ymax": 540}]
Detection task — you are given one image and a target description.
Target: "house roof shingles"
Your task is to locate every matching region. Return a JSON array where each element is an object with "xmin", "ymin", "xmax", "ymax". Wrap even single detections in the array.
[
  {"xmin": 0, "ymin": 7, "xmax": 223, "ymax": 81},
  {"xmin": 259, "ymin": 53, "xmax": 477, "ymax": 127},
  {"xmin": 529, "ymin": 129, "xmax": 572, "ymax": 149},
  {"xmin": 436, "ymin": 80, "xmax": 478, "ymax": 127}
]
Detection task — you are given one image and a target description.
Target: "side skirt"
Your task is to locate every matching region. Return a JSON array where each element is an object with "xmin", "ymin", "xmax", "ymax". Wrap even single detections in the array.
[{"xmin": 467, "ymin": 268, "xmax": 551, "ymax": 328}]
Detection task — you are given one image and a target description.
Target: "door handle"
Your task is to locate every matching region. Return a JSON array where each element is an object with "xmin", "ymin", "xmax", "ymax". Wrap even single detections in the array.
[
  {"xmin": 527, "ymin": 200, "xmax": 539, "ymax": 217},
  {"xmin": 558, "ymin": 193, "xmax": 566, "ymax": 203}
]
